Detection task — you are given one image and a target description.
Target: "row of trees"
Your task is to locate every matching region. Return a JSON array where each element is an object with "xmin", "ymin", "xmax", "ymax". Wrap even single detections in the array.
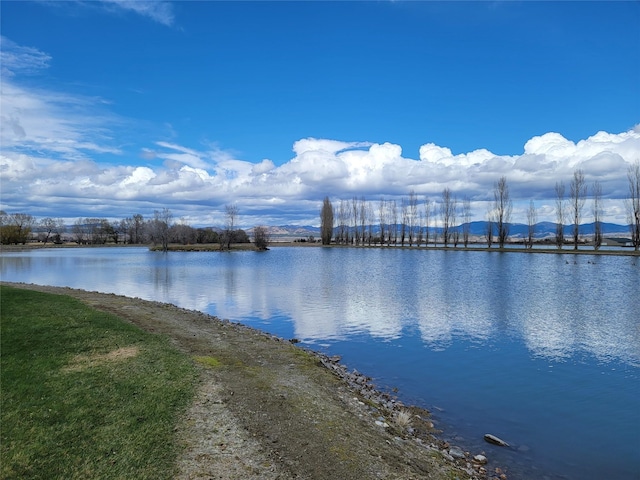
[
  {"xmin": 0, "ymin": 206, "xmax": 270, "ymax": 251},
  {"xmin": 2, "ymin": 163, "xmax": 639, "ymax": 251},
  {"xmin": 320, "ymin": 182, "xmax": 504, "ymax": 249},
  {"xmin": 320, "ymin": 161, "xmax": 640, "ymax": 251}
]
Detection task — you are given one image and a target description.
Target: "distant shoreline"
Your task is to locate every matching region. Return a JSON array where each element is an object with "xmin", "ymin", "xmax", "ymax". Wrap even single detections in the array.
[
  {"xmin": 271, "ymin": 242, "xmax": 640, "ymax": 256},
  {"xmin": 2, "ymin": 241, "xmax": 639, "ymax": 256}
]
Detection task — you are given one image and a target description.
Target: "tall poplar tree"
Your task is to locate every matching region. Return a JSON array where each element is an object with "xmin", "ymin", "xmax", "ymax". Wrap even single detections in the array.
[
  {"xmin": 592, "ymin": 181, "xmax": 603, "ymax": 250},
  {"xmin": 440, "ymin": 188, "xmax": 454, "ymax": 247},
  {"xmin": 555, "ymin": 181, "xmax": 566, "ymax": 249},
  {"xmin": 493, "ymin": 176, "xmax": 512, "ymax": 248},
  {"xmin": 627, "ymin": 161, "xmax": 640, "ymax": 251},
  {"xmin": 570, "ymin": 169, "xmax": 587, "ymax": 250},
  {"xmin": 320, "ymin": 196, "xmax": 334, "ymax": 245}
]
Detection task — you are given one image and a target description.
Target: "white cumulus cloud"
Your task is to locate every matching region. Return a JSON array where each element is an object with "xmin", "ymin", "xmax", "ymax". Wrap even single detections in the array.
[
  {"xmin": 2, "ymin": 38, "xmax": 639, "ymax": 226},
  {"xmin": 3, "ymin": 127, "xmax": 640, "ymax": 225}
]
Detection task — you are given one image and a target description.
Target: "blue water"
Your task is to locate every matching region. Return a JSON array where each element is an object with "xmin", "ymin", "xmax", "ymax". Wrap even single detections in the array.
[{"xmin": 2, "ymin": 246, "xmax": 639, "ymax": 479}]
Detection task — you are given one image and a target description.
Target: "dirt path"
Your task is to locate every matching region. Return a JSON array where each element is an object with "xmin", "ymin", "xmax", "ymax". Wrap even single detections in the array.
[{"xmin": 3, "ymin": 283, "xmax": 491, "ymax": 479}]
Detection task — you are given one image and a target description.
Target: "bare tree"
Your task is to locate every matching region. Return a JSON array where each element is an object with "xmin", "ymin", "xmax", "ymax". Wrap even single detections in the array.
[
  {"xmin": 171, "ymin": 220, "xmax": 197, "ymax": 245},
  {"xmin": 423, "ymin": 197, "xmax": 431, "ymax": 246},
  {"xmin": 408, "ymin": 190, "xmax": 418, "ymax": 246},
  {"xmin": 440, "ymin": 188, "xmax": 454, "ymax": 247},
  {"xmin": 106, "ymin": 220, "xmax": 121, "ymax": 244},
  {"xmin": 400, "ymin": 197, "xmax": 408, "ymax": 246},
  {"xmin": 320, "ymin": 196, "xmax": 334, "ymax": 245},
  {"xmin": 72, "ymin": 218, "xmax": 89, "ymax": 244},
  {"xmin": 462, "ymin": 197, "xmax": 471, "ymax": 247},
  {"xmin": 417, "ymin": 211, "xmax": 425, "ymax": 246},
  {"xmin": 39, "ymin": 217, "xmax": 65, "ymax": 244},
  {"xmin": 0, "ymin": 211, "xmax": 8, "ymax": 244},
  {"xmin": 493, "ymin": 176, "xmax": 512, "ymax": 248},
  {"xmin": 152, "ymin": 208, "xmax": 173, "ymax": 251},
  {"xmin": 555, "ymin": 181, "xmax": 566, "ymax": 249},
  {"xmin": 364, "ymin": 201, "xmax": 374, "ymax": 246},
  {"xmin": 337, "ymin": 199, "xmax": 348, "ymax": 244},
  {"xmin": 221, "ymin": 204, "xmax": 239, "ymax": 250},
  {"xmin": 131, "ymin": 213, "xmax": 145, "ymax": 244},
  {"xmin": 451, "ymin": 195, "xmax": 459, "ymax": 247},
  {"xmin": 253, "ymin": 226, "xmax": 270, "ymax": 250},
  {"xmin": 378, "ymin": 198, "xmax": 387, "ymax": 246},
  {"xmin": 351, "ymin": 197, "xmax": 360, "ymax": 245},
  {"xmin": 592, "ymin": 180, "xmax": 603, "ymax": 250},
  {"xmin": 485, "ymin": 208, "xmax": 494, "ymax": 248},
  {"xmin": 526, "ymin": 200, "xmax": 537, "ymax": 249},
  {"xmin": 627, "ymin": 160, "xmax": 640, "ymax": 251},
  {"xmin": 93, "ymin": 219, "xmax": 111, "ymax": 244},
  {"xmin": 389, "ymin": 200, "xmax": 398, "ymax": 245},
  {"xmin": 73, "ymin": 217, "xmax": 108, "ymax": 245},
  {"xmin": 122, "ymin": 213, "xmax": 144, "ymax": 244},
  {"xmin": 85, "ymin": 219, "xmax": 100, "ymax": 244},
  {"xmin": 15, "ymin": 213, "xmax": 36, "ymax": 243},
  {"xmin": 569, "ymin": 168, "xmax": 587, "ymax": 250},
  {"xmin": 359, "ymin": 196, "xmax": 367, "ymax": 245}
]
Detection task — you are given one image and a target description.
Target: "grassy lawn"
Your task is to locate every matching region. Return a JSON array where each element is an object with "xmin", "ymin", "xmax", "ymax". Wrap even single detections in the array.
[{"xmin": 0, "ymin": 286, "xmax": 196, "ymax": 480}]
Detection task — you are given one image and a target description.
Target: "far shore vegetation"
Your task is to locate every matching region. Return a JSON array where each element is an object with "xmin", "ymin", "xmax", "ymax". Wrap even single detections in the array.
[
  {"xmin": 2, "ymin": 161, "xmax": 639, "ymax": 254},
  {"xmin": 0, "ymin": 285, "xmax": 197, "ymax": 479}
]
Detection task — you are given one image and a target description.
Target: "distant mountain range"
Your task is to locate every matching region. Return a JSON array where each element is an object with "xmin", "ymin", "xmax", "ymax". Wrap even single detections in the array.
[
  {"xmin": 262, "ymin": 225, "xmax": 322, "ymax": 237},
  {"xmin": 463, "ymin": 221, "xmax": 630, "ymax": 238},
  {"xmin": 264, "ymin": 221, "xmax": 632, "ymax": 240}
]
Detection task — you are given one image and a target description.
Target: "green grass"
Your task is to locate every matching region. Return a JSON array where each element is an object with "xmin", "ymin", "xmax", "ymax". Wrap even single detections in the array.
[
  {"xmin": 193, "ymin": 355, "xmax": 222, "ymax": 368},
  {"xmin": 0, "ymin": 286, "xmax": 196, "ymax": 480}
]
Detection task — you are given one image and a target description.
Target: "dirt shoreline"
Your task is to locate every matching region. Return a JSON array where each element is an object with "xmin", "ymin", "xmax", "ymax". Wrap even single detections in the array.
[{"xmin": 3, "ymin": 282, "xmax": 501, "ymax": 480}]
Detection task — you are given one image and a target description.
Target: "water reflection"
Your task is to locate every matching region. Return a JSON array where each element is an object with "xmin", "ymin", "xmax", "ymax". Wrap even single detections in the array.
[
  {"xmin": 2, "ymin": 247, "xmax": 638, "ymax": 367},
  {"xmin": 2, "ymin": 246, "xmax": 640, "ymax": 479}
]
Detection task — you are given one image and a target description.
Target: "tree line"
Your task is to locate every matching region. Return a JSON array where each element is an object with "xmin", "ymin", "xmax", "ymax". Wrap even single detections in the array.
[
  {"xmin": 2, "ymin": 162, "xmax": 639, "ymax": 252},
  {"xmin": 0, "ymin": 204, "xmax": 271, "ymax": 251},
  {"xmin": 320, "ymin": 162, "xmax": 640, "ymax": 251}
]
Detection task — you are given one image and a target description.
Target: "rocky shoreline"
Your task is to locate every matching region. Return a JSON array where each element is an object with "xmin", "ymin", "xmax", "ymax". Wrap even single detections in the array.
[
  {"xmin": 298, "ymin": 346, "xmax": 505, "ymax": 479},
  {"xmin": 177, "ymin": 308, "xmax": 509, "ymax": 479}
]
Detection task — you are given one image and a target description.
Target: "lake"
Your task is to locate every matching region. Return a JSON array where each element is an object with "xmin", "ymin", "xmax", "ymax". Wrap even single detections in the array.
[{"xmin": 1, "ymin": 246, "xmax": 639, "ymax": 479}]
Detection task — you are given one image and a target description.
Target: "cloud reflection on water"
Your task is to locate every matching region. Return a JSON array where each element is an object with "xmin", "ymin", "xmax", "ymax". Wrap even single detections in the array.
[{"xmin": 1, "ymin": 247, "xmax": 639, "ymax": 366}]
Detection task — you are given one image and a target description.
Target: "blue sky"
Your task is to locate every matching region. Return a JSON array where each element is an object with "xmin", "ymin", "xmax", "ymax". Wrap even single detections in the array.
[{"xmin": 1, "ymin": 1, "xmax": 639, "ymax": 227}]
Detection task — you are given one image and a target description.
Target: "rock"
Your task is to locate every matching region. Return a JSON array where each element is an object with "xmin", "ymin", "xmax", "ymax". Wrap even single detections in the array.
[
  {"xmin": 473, "ymin": 454, "xmax": 488, "ymax": 464},
  {"xmin": 375, "ymin": 420, "xmax": 389, "ymax": 428},
  {"xmin": 449, "ymin": 446, "xmax": 465, "ymax": 459},
  {"xmin": 484, "ymin": 434, "xmax": 509, "ymax": 447}
]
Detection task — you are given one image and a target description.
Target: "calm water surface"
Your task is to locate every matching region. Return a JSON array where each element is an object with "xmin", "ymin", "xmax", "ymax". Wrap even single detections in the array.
[{"xmin": 2, "ymin": 246, "xmax": 639, "ymax": 479}]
